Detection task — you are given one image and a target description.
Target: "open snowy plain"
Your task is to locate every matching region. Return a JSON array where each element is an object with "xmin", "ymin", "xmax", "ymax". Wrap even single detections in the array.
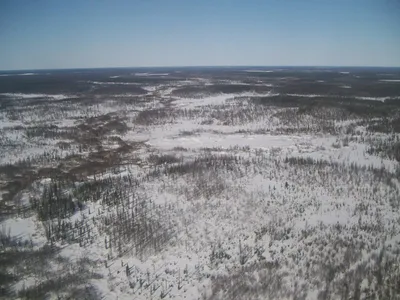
[{"xmin": 1, "ymin": 67, "xmax": 400, "ymax": 299}]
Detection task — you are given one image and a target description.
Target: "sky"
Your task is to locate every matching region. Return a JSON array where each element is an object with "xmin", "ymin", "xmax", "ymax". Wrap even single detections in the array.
[{"xmin": 0, "ymin": 0, "xmax": 399, "ymax": 70}]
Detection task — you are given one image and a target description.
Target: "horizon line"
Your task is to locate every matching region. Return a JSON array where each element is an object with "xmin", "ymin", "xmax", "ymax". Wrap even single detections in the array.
[{"xmin": 1, "ymin": 65, "xmax": 400, "ymax": 72}]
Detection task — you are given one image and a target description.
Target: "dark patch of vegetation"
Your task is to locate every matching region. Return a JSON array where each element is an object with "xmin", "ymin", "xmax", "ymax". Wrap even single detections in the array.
[
  {"xmin": 135, "ymin": 108, "xmax": 175, "ymax": 125},
  {"xmin": 253, "ymin": 95, "xmax": 400, "ymax": 119},
  {"xmin": 90, "ymin": 85, "xmax": 147, "ymax": 96},
  {"xmin": 30, "ymin": 180, "xmax": 77, "ymax": 221},
  {"xmin": 171, "ymin": 84, "xmax": 271, "ymax": 97},
  {"xmin": 367, "ymin": 140, "xmax": 400, "ymax": 161},
  {"xmin": 148, "ymin": 154, "xmax": 181, "ymax": 165}
]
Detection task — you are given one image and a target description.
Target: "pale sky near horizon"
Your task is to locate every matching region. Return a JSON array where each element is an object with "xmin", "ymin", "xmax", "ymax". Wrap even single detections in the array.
[{"xmin": 0, "ymin": 0, "xmax": 399, "ymax": 70}]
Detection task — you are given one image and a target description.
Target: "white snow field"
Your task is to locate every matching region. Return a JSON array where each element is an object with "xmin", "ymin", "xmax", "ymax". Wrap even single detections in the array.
[
  {"xmin": 1, "ymin": 69, "xmax": 400, "ymax": 299},
  {"xmin": 0, "ymin": 93, "xmax": 78, "ymax": 100}
]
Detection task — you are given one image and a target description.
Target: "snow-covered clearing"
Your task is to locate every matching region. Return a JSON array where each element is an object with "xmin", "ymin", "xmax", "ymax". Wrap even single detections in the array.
[
  {"xmin": 0, "ymin": 93, "xmax": 78, "ymax": 100},
  {"xmin": 379, "ymin": 79, "xmax": 400, "ymax": 83}
]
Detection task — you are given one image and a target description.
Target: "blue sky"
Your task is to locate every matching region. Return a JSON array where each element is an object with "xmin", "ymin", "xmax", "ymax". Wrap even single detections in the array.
[{"xmin": 0, "ymin": 0, "xmax": 399, "ymax": 70}]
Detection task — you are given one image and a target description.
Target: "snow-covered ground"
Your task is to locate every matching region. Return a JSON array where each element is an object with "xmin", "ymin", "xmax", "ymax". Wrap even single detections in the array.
[
  {"xmin": 379, "ymin": 79, "xmax": 400, "ymax": 83},
  {"xmin": 0, "ymin": 93, "xmax": 78, "ymax": 100},
  {"xmin": 1, "ymin": 73, "xmax": 400, "ymax": 299}
]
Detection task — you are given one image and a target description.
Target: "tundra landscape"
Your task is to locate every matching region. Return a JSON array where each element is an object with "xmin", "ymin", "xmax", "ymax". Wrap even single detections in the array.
[{"xmin": 1, "ymin": 67, "xmax": 400, "ymax": 299}]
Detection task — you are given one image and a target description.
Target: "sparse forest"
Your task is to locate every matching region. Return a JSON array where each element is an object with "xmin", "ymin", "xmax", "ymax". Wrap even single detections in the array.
[{"xmin": 1, "ymin": 67, "xmax": 400, "ymax": 299}]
